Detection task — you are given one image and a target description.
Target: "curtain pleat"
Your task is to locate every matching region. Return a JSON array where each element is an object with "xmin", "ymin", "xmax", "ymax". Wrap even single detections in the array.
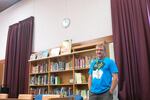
[
  {"xmin": 111, "ymin": 0, "xmax": 150, "ymax": 100},
  {"xmin": 4, "ymin": 17, "xmax": 34, "ymax": 98}
]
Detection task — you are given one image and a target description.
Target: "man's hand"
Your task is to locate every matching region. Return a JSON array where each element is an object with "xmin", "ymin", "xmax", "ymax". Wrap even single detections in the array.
[
  {"xmin": 110, "ymin": 73, "xmax": 118, "ymax": 94},
  {"xmin": 109, "ymin": 89, "xmax": 113, "ymax": 94}
]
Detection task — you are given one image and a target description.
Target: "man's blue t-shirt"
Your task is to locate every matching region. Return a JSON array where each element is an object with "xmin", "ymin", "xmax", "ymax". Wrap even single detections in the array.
[{"xmin": 88, "ymin": 57, "xmax": 118, "ymax": 94}]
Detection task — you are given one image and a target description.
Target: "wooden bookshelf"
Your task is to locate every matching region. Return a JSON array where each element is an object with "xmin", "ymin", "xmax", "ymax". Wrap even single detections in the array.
[{"xmin": 28, "ymin": 35, "xmax": 113, "ymax": 99}]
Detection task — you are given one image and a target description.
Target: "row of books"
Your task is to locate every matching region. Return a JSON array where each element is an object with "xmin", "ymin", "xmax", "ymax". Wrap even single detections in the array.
[
  {"xmin": 30, "ymin": 87, "xmax": 48, "ymax": 95},
  {"xmin": 74, "ymin": 73, "xmax": 87, "ymax": 84},
  {"xmin": 50, "ymin": 61, "xmax": 72, "ymax": 71},
  {"xmin": 74, "ymin": 56, "xmax": 95, "ymax": 69},
  {"xmin": 30, "ymin": 75, "xmax": 48, "ymax": 85},
  {"xmin": 31, "ymin": 55, "xmax": 95, "ymax": 73},
  {"xmin": 30, "ymin": 73, "xmax": 86, "ymax": 85},
  {"xmin": 53, "ymin": 87, "xmax": 73, "ymax": 97},
  {"xmin": 32, "ymin": 62, "xmax": 48, "ymax": 73}
]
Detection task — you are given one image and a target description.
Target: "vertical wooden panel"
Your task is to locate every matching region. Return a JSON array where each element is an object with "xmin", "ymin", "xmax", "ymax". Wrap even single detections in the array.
[{"xmin": 0, "ymin": 60, "xmax": 5, "ymax": 86}]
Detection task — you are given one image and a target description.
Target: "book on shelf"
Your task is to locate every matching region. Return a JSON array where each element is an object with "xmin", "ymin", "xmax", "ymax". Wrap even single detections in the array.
[
  {"xmin": 41, "ymin": 50, "xmax": 49, "ymax": 58},
  {"xmin": 30, "ymin": 76, "xmax": 36, "ymax": 85},
  {"xmin": 50, "ymin": 75, "xmax": 55, "ymax": 85},
  {"xmin": 81, "ymin": 74, "xmax": 86, "ymax": 83},
  {"xmin": 30, "ymin": 53, "xmax": 37, "ymax": 60},
  {"xmin": 65, "ymin": 61, "xmax": 72, "ymax": 70},
  {"xmin": 36, "ymin": 52, "xmax": 43, "ymax": 59},
  {"xmin": 58, "ymin": 61, "xmax": 65, "ymax": 70},
  {"xmin": 50, "ymin": 47, "xmax": 60, "ymax": 57},
  {"xmin": 55, "ymin": 76, "xmax": 61, "ymax": 85},
  {"xmin": 60, "ymin": 39, "xmax": 72, "ymax": 55},
  {"xmin": 75, "ymin": 89, "xmax": 88, "ymax": 99},
  {"xmin": 75, "ymin": 73, "xmax": 87, "ymax": 84},
  {"xmin": 75, "ymin": 73, "xmax": 82, "ymax": 84},
  {"xmin": 81, "ymin": 89, "xmax": 87, "ymax": 99}
]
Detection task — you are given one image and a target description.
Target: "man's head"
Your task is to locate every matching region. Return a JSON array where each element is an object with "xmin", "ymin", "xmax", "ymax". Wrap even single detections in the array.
[{"xmin": 96, "ymin": 42, "xmax": 106, "ymax": 59}]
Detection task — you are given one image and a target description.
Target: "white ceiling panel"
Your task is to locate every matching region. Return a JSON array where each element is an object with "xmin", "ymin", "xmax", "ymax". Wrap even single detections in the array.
[{"xmin": 0, "ymin": 0, "xmax": 21, "ymax": 12}]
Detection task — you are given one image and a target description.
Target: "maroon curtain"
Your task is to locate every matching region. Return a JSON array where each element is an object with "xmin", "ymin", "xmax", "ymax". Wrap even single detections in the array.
[
  {"xmin": 4, "ymin": 23, "xmax": 19, "ymax": 97},
  {"xmin": 4, "ymin": 17, "xmax": 34, "ymax": 98},
  {"xmin": 17, "ymin": 17, "xmax": 34, "ymax": 94},
  {"xmin": 111, "ymin": 0, "xmax": 150, "ymax": 100}
]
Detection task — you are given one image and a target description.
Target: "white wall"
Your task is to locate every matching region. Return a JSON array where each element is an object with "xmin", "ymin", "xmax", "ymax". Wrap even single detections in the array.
[{"xmin": 0, "ymin": 0, "xmax": 112, "ymax": 59}]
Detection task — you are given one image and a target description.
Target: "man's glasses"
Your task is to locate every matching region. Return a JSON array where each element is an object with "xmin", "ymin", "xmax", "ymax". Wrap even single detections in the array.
[{"xmin": 96, "ymin": 48, "xmax": 105, "ymax": 51}]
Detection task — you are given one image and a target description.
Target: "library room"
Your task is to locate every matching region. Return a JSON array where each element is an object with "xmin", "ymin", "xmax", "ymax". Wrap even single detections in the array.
[{"xmin": 0, "ymin": 0, "xmax": 149, "ymax": 100}]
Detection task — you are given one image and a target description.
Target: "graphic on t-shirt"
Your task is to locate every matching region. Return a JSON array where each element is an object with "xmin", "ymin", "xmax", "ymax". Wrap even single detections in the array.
[
  {"xmin": 92, "ymin": 61, "xmax": 105, "ymax": 79},
  {"xmin": 93, "ymin": 69, "xmax": 103, "ymax": 79},
  {"xmin": 93, "ymin": 61, "xmax": 105, "ymax": 71}
]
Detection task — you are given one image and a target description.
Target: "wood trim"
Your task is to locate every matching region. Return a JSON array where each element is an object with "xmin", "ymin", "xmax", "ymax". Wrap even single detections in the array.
[
  {"xmin": 72, "ymin": 35, "xmax": 112, "ymax": 47},
  {"xmin": 72, "ymin": 35, "xmax": 112, "ymax": 52}
]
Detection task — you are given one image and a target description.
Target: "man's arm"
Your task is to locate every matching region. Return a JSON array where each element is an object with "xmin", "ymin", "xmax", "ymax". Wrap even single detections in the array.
[
  {"xmin": 88, "ymin": 75, "xmax": 92, "ymax": 90},
  {"xmin": 109, "ymin": 73, "xmax": 118, "ymax": 94}
]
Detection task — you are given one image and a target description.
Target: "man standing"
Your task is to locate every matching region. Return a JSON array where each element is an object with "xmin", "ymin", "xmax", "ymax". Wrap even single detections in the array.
[{"xmin": 88, "ymin": 42, "xmax": 118, "ymax": 100}]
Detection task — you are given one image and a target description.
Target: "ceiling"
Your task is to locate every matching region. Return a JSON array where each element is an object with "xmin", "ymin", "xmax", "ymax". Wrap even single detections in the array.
[{"xmin": 0, "ymin": 0, "xmax": 21, "ymax": 13}]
